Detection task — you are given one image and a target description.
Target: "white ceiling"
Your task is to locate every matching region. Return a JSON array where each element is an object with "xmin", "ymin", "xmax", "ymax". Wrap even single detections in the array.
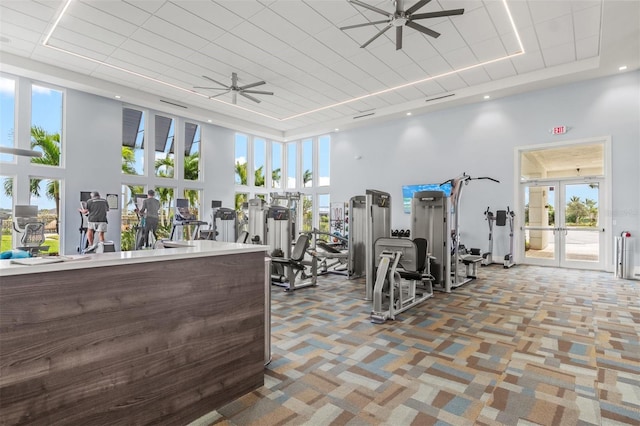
[{"xmin": 0, "ymin": 0, "xmax": 638, "ymax": 140}]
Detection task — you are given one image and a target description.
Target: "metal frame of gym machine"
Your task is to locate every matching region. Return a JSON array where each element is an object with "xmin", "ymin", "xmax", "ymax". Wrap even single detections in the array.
[
  {"xmin": 347, "ymin": 195, "xmax": 367, "ymax": 279},
  {"xmin": 268, "ymin": 192, "xmax": 317, "ymax": 291},
  {"xmin": 411, "ymin": 174, "xmax": 498, "ymax": 292},
  {"xmin": 365, "ymin": 190, "xmax": 392, "ymax": 301}
]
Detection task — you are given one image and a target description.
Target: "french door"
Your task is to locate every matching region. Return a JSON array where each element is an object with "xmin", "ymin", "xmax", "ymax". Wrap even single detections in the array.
[{"xmin": 522, "ymin": 179, "xmax": 604, "ymax": 270}]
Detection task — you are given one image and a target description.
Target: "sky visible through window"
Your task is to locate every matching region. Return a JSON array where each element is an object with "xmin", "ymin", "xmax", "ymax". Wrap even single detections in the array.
[{"xmin": 1, "ymin": 81, "xmax": 62, "ymax": 212}]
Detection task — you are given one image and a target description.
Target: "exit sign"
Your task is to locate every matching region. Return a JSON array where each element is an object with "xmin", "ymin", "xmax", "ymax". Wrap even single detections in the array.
[{"xmin": 551, "ymin": 126, "xmax": 567, "ymax": 135}]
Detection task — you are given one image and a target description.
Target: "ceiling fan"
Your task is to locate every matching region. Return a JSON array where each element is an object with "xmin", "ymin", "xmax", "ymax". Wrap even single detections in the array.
[
  {"xmin": 194, "ymin": 72, "xmax": 273, "ymax": 104},
  {"xmin": 341, "ymin": 0, "xmax": 464, "ymax": 50}
]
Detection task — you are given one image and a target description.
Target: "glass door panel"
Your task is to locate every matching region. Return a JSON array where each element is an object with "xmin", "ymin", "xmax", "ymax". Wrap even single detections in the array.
[
  {"xmin": 523, "ymin": 184, "xmax": 558, "ymax": 266},
  {"xmin": 562, "ymin": 181, "xmax": 602, "ymax": 269},
  {"xmin": 522, "ymin": 180, "xmax": 603, "ymax": 269}
]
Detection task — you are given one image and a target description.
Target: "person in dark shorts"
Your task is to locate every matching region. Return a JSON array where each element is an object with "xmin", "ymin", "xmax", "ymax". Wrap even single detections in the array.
[{"xmin": 137, "ymin": 189, "xmax": 160, "ymax": 249}]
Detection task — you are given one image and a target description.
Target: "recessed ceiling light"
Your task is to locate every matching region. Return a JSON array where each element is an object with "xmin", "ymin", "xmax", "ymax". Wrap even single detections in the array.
[
  {"xmin": 207, "ymin": 119, "xmax": 212, "ymax": 123},
  {"xmin": 484, "ymin": 95, "xmax": 491, "ymax": 100},
  {"xmin": 334, "ymin": 128, "xmax": 339, "ymax": 132},
  {"xmin": 406, "ymin": 112, "xmax": 412, "ymax": 116},
  {"xmin": 114, "ymin": 95, "xmax": 121, "ymax": 99},
  {"xmin": 619, "ymin": 65, "xmax": 627, "ymax": 71}
]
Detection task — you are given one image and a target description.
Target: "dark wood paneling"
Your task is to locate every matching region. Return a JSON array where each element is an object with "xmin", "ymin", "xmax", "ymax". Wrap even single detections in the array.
[{"xmin": 0, "ymin": 251, "xmax": 265, "ymax": 425}]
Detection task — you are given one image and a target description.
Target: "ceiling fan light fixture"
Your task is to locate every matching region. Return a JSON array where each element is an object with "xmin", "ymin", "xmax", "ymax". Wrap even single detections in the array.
[
  {"xmin": 342, "ymin": 0, "xmax": 464, "ymax": 50},
  {"xmin": 196, "ymin": 72, "xmax": 273, "ymax": 104}
]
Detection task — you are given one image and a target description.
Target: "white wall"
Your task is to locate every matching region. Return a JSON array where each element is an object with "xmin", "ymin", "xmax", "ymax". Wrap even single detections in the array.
[
  {"xmin": 63, "ymin": 90, "xmax": 121, "ymax": 254},
  {"xmin": 332, "ymin": 71, "xmax": 640, "ymax": 270}
]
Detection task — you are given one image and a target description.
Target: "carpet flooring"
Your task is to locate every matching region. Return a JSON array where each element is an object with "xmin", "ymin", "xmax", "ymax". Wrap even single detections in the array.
[{"xmin": 190, "ymin": 265, "xmax": 639, "ymax": 426}]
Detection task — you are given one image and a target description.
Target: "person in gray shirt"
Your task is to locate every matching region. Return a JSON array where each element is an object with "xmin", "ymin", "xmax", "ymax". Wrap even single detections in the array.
[
  {"xmin": 79, "ymin": 191, "xmax": 109, "ymax": 249},
  {"xmin": 137, "ymin": 189, "xmax": 161, "ymax": 249}
]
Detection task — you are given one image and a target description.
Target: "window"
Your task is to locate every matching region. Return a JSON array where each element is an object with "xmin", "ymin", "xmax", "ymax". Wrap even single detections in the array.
[
  {"xmin": 0, "ymin": 76, "xmax": 15, "ymax": 163},
  {"xmin": 155, "ymin": 186, "xmax": 175, "ymax": 235},
  {"xmin": 302, "ymin": 194, "xmax": 313, "ymax": 232},
  {"xmin": 318, "ymin": 194, "xmax": 330, "ymax": 233},
  {"xmin": 318, "ymin": 135, "xmax": 330, "ymax": 186},
  {"xmin": 302, "ymin": 138, "xmax": 313, "ymax": 188},
  {"xmin": 31, "ymin": 84, "xmax": 63, "ymax": 167},
  {"xmin": 122, "ymin": 108, "xmax": 145, "ymax": 175},
  {"xmin": 183, "ymin": 188, "xmax": 201, "ymax": 219},
  {"xmin": 235, "ymin": 192, "xmax": 248, "ymax": 211},
  {"xmin": 120, "ymin": 183, "xmax": 145, "ymax": 251},
  {"xmin": 271, "ymin": 142, "xmax": 282, "ymax": 189},
  {"xmin": 287, "ymin": 143, "xmax": 297, "ymax": 189},
  {"xmin": 254, "ymin": 138, "xmax": 265, "ymax": 187},
  {"xmin": 155, "ymin": 115, "xmax": 175, "ymax": 178},
  {"xmin": 235, "ymin": 133, "xmax": 248, "ymax": 185},
  {"xmin": 184, "ymin": 122, "xmax": 200, "ymax": 180}
]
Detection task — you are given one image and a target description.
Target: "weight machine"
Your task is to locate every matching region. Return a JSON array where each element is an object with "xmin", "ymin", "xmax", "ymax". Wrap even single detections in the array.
[
  {"xmin": 267, "ymin": 197, "xmax": 317, "ymax": 291},
  {"xmin": 365, "ymin": 189, "xmax": 391, "ymax": 301},
  {"xmin": 307, "ymin": 229, "xmax": 349, "ymax": 275},
  {"xmin": 411, "ymin": 173, "xmax": 499, "ymax": 292},
  {"xmin": 370, "ymin": 237, "xmax": 433, "ymax": 323},
  {"xmin": 348, "ymin": 195, "xmax": 367, "ymax": 279},
  {"xmin": 13, "ymin": 205, "xmax": 48, "ymax": 256},
  {"xmin": 248, "ymin": 198, "xmax": 268, "ymax": 244}
]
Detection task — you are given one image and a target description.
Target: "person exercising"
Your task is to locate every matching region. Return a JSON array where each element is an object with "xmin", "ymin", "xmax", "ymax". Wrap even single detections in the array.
[
  {"xmin": 136, "ymin": 189, "xmax": 160, "ymax": 249},
  {"xmin": 79, "ymin": 191, "xmax": 109, "ymax": 250}
]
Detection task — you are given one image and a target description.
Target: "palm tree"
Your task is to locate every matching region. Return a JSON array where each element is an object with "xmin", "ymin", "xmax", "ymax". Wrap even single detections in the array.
[
  {"xmin": 585, "ymin": 198, "xmax": 598, "ymax": 226},
  {"xmin": 29, "ymin": 126, "xmax": 61, "ymax": 233},
  {"xmin": 255, "ymin": 165, "xmax": 265, "ymax": 187},
  {"xmin": 235, "ymin": 161, "xmax": 248, "ymax": 185},
  {"xmin": 155, "ymin": 155, "xmax": 174, "ymax": 178},
  {"xmin": 272, "ymin": 167, "xmax": 281, "ymax": 187},
  {"xmin": 184, "ymin": 152, "xmax": 199, "ymax": 181},
  {"xmin": 122, "ymin": 146, "xmax": 137, "ymax": 175},
  {"xmin": 303, "ymin": 169, "xmax": 312, "ymax": 186}
]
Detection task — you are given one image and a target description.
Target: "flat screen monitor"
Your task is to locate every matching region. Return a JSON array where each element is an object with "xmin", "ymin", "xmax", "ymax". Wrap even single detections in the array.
[
  {"xmin": 14, "ymin": 205, "xmax": 38, "ymax": 218},
  {"xmin": 176, "ymin": 198, "xmax": 189, "ymax": 208},
  {"xmin": 402, "ymin": 182, "xmax": 452, "ymax": 214},
  {"xmin": 80, "ymin": 191, "xmax": 92, "ymax": 202}
]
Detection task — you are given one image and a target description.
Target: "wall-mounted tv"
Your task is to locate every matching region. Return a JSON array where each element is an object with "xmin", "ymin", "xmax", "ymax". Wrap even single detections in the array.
[{"xmin": 402, "ymin": 182, "xmax": 452, "ymax": 214}]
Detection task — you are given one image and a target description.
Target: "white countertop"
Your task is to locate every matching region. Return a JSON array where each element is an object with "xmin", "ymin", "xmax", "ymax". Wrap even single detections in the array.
[{"xmin": 0, "ymin": 240, "xmax": 268, "ymax": 277}]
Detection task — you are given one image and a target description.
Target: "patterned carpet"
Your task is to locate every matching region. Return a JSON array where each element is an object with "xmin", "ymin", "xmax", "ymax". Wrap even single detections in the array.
[{"xmin": 190, "ymin": 265, "xmax": 640, "ymax": 426}]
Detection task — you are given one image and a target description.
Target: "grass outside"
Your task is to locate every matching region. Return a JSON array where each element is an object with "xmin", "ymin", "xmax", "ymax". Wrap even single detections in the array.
[{"xmin": 1, "ymin": 234, "xmax": 60, "ymax": 255}]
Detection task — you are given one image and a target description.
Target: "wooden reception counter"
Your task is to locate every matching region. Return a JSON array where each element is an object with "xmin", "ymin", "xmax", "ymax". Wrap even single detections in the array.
[{"xmin": 0, "ymin": 241, "xmax": 268, "ymax": 425}]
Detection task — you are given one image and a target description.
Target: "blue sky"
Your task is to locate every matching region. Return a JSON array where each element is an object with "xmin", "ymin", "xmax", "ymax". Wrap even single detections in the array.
[{"xmin": 1, "ymin": 78, "xmax": 62, "ymax": 210}]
